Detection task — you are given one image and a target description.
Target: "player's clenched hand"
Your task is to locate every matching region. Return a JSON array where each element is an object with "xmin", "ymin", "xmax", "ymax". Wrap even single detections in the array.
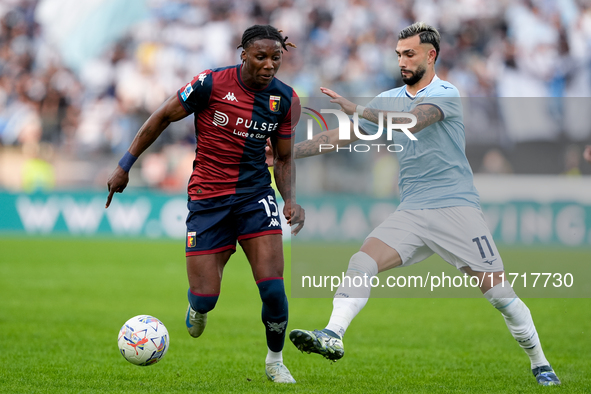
[
  {"xmin": 284, "ymin": 203, "xmax": 305, "ymax": 235},
  {"xmin": 320, "ymin": 87, "xmax": 357, "ymax": 115},
  {"xmin": 106, "ymin": 166, "xmax": 129, "ymax": 208},
  {"xmin": 265, "ymin": 138, "xmax": 274, "ymax": 167}
]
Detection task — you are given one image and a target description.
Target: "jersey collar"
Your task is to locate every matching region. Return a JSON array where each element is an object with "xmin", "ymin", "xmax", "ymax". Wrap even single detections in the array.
[{"xmin": 405, "ymin": 74, "xmax": 440, "ymax": 99}]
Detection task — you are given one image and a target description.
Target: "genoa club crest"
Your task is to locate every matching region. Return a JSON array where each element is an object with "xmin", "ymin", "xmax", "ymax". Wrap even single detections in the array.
[
  {"xmin": 187, "ymin": 232, "xmax": 196, "ymax": 248},
  {"xmin": 269, "ymin": 95, "xmax": 281, "ymax": 112}
]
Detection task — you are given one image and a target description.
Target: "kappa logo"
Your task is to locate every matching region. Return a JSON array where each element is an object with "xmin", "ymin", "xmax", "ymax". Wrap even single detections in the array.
[
  {"xmin": 198, "ymin": 73, "xmax": 208, "ymax": 86},
  {"xmin": 268, "ymin": 218, "xmax": 280, "ymax": 227},
  {"xmin": 223, "ymin": 92, "xmax": 238, "ymax": 102},
  {"xmin": 266, "ymin": 321, "xmax": 287, "ymax": 334},
  {"xmin": 212, "ymin": 111, "xmax": 229, "ymax": 127}
]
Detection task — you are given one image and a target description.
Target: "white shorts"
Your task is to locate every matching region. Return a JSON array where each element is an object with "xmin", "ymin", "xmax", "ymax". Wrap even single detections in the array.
[{"xmin": 367, "ymin": 206, "xmax": 504, "ymax": 272}]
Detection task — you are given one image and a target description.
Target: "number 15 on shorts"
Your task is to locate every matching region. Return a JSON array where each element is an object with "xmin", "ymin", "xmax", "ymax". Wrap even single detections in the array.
[{"xmin": 258, "ymin": 195, "xmax": 279, "ymax": 217}]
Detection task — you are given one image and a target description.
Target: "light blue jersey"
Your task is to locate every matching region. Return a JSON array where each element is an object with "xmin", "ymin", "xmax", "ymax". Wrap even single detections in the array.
[{"xmin": 358, "ymin": 76, "xmax": 480, "ymax": 210}]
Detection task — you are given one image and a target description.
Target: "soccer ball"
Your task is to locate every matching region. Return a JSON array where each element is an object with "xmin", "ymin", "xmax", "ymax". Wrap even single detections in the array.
[{"xmin": 117, "ymin": 315, "xmax": 169, "ymax": 366}]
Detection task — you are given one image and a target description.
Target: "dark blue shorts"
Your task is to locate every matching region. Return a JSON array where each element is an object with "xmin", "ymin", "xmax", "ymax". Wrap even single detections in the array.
[{"xmin": 185, "ymin": 187, "xmax": 283, "ymax": 256}]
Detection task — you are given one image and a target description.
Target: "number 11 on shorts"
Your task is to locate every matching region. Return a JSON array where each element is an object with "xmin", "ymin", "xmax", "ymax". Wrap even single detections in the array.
[{"xmin": 472, "ymin": 235, "xmax": 494, "ymax": 258}]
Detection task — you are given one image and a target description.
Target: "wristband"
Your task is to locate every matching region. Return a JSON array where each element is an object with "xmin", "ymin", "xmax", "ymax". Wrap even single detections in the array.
[
  {"xmin": 356, "ymin": 105, "xmax": 366, "ymax": 118},
  {"xmin": 118, "ymin": 151, "xmax": 138, "ymax": 173}
]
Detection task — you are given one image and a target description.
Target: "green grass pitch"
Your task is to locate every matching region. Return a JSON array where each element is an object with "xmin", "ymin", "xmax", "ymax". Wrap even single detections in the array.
[{"xmin": 1, "ymin": 237, "xmax": 590, "ymax": 393}]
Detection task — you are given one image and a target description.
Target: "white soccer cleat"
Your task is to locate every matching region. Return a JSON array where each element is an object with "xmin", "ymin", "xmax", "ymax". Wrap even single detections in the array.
[
  {"xmin": 185, "ymin": 305, "xmax": 207, "ymax": 338},
  {"xmin": 265, "ymin": 362, "xmax": 296, "ymax": 383}
]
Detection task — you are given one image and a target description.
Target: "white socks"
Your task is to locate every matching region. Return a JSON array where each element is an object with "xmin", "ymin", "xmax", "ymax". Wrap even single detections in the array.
[
  {"xmin": 484, "ymin": 281, "xmax": 549, "ymax": 368},
  {"xmin": 266, "ymin": 349, "xmax": 282, "ymax": 364},
  {"xmin": 325, "ymin": 252, "xmax": 379, "ymax": 338},
  {"xmin": 324, "ymin": 254, "xmax": 550, "ymax": 369}
]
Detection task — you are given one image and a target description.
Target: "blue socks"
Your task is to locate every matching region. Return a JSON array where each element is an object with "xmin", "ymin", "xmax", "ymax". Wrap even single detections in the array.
[
  {"xmin": 188, "ymin": 289, "xmax": 219, "ymax": 314},
  {"xmin": 187, "ymin": 279, "xmax": 288, "ymax": 353},
  {"xmin": 257, "ymin": 278, "xmax": 288, "ymax": 352}
]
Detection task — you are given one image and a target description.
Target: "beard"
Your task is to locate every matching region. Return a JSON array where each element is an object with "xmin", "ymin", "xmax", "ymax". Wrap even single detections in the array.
[{"xmin": 401, "ymin": 64, "xmax": 426, "ymax": 86}]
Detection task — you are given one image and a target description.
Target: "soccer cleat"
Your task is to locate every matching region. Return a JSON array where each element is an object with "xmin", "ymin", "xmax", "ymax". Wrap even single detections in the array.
[
  {"xmin": 289, "ymin": 329, "xmax": 344, "ymax": 361},
  {"xmin": 532, "ymin": 365, "xmax": 561, "ymax": 386},
  {"xmin": 265, "ymin": 362, "xmax": 296, "ymax": 383},
  {"xmin": 185, "ymin": 305, "xmax": 207, "ymax": 338}
]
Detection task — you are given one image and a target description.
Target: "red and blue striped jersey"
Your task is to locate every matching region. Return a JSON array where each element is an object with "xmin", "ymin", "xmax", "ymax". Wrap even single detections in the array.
[{"xmin": 177, "ymin": 64, "xmax": 300, "ymax": 200}]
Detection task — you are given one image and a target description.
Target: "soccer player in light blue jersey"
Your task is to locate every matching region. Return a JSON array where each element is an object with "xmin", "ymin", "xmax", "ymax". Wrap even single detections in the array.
[{"xmin": 289, "ymin": 22, "xmax": 560, "ymax": 386}]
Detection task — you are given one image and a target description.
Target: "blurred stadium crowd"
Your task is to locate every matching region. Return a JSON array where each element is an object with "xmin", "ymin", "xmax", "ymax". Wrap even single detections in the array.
[{"xmin": 1, "ymin": 0, "xmax": 591, "ymax": 193}]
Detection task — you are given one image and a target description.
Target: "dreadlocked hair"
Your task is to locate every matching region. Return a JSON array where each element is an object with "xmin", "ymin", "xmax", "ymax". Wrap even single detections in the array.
[{"xmin": 237, "ymin": 25, "xmax": 296, "ymax": 51}]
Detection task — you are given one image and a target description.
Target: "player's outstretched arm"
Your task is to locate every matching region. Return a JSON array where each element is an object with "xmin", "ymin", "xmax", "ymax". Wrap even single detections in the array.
[
  {"xmin": 293, "ymin": 123, "xmax": 358, "ymax": 159},
  {"xmin": 106, "ymin": 94, "xmax": 189, "ymax": 208},
  {"xmin": 287, "ymin": 86, "xmax": 365, "ymax": 159},
  {"xmin": 267, "ymin": 126, "xmax": 355, "ymax": 162},
  {"xmin": 273, "ymin": 136, "xmax": 305, "ymax": 235},
  {"xmin": 361, "ymin": 104, "xmax": 442, "ymax": 134},
  {"xmin": 269, "ymin": 87, "xmax": 364, "ymax": 162},
  {"xmin": 292, "ymin": 86, "xmax": 361, "ymax": 159},
  {"xmin": 320, "ymin": 87, "xmax": 358, "ymax": 114},
  {"xmin": 321, "ymin": 86, "xmax": 442, "ymax": 135}
]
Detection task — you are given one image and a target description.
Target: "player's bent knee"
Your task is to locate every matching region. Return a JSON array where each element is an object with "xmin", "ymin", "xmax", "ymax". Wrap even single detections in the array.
[
  {"xmin": 257, "ymin": 278, "xmax": 287, "ymax": 309},
  {"xmin": 188, "ymin": 289, "xmax": 219, "ymax": 314},
  {"xmin": 359, "ymin": 238, "xmax": 402, "ymax": 272},
  {"xmin": 462, "ymin": 267, "xmax": 506, "ymax": 293}
]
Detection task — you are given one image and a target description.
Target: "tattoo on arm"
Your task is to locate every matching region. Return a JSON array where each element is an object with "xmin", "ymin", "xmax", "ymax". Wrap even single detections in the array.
[
  {"xmin": 294, "ymin": 134, "xmax": 330, "ymax": 158},
  {"xmin": 362, "ymin": 104, "xmax": 442, "ymax": 134},
  {"xmin": 410, "ymin": 105, "xmax": 442, "ymax": 132},
  {"xmin": 362, "ymin": 108, "xmax": 380, "ymax": 124}
]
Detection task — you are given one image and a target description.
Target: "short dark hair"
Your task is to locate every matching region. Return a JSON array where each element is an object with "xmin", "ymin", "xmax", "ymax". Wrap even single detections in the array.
[
  {"xmin": 237, "ymin": 25, "xmax": 296, "ymax": 51},
  {"xmin": 398, "ymin": 22, "xmax": 440, "ymax": 62}
]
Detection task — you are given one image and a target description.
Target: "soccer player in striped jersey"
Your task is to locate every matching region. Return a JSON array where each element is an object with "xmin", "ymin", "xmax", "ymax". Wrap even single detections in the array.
[
  {"xmin": 288, "ymin": 22, "xmax": 560, "ymax": 387},
  {"xmin": 106, "ymin": 25, "xmax": 304, "ymax": 384}
]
